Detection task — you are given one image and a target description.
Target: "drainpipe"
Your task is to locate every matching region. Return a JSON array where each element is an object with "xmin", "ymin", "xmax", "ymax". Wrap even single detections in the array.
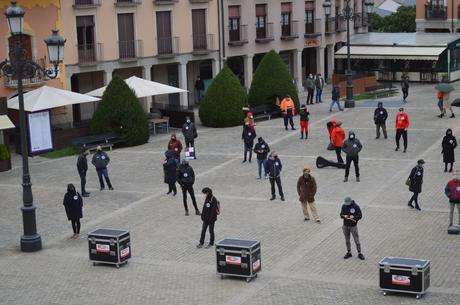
[{"xmin": 218, "ymin": 0, "xmax": 225, "ymax": 70}]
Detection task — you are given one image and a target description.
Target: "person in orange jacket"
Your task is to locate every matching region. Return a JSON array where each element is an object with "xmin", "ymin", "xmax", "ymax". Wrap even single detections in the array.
[
  {"xmin": 280, "ymin": 95, "xmax": 296, "ymax": 131},
  {"xmin": 395, "ymin": 108, "xmax": 409, "ymax": 152},
  {"xmin": 331, "ymin": 121, "xmax": 345, "ymax": 163}
]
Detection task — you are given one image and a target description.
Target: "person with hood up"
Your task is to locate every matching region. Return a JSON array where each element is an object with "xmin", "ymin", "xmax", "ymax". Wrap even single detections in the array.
[
  {"xmin": 395, "ymin": 108, "xmax": 409, "ymax": 152},
  {"xmin": 373, "ymin": 102, "xmax": 388, "ymax": 139},
  {"xmin": 340, "ymin": 197, "xmax": 364, "ymax": 260},
  {"xmin": 331, "ymin": 121, "xmax": 345, "ymax": 163},
  {"xmin": 254, "ymin": 137, "xmax": 270, "ymax": 179},
  {"xmin": 329, "ymin": 86, "xmax": 343, "ymax": 112},
  {"xmin": 63, "ymin": 184, "xmax": 83, "ymax": 238},
  {"xmin": 197, "ymin": 187, "xmax": 219, "ymax": 248},
  {"xmin": 442, "ymin": 129, "xmax": 457, "ymax": 172},
  {"xmin": 342, "ymin": 131, "xmax": 363, "ymax": 182},
  {"xmin": 280, "ymin": 95, "xmax": 296, "ymax": 130},
  {"xmin": 305, "ymin": 74, "xmax": 315, "ymax": 105},
  {"xmin": 297, "ymin": 167, "xmax": 320, "ymax": 223},
  {"xmin": 182, "ymin": 116, "xmax": 197, "ymax": 149},
  {"xmin": 163, "ymin": 150, "xmax": 178, "ymax": 196},
  {"xmin": 168, "ymin": 134, "xmax": 183, "ymax": 160},
  {"xmin": 299, "ymin": 105, "xmax": 310, "ymax": 139},
  {"xmin": 177, "ymin": 159, "xmax": 200, "ymax": 216},
  {"xmin": 91, "ymin": 146, "xmax": 114, "ymax": 191},
  {"xmin": 242, "ymin": 121, "xmax": 256, "ymax": 163},
  {"xmin": 265, "ymin": 152, "xmax": 285, "ymax": 201},
  {"xmin": 444, "ymin": 170, "xmax": 460, "ymax": 227},
  {"xmin": 407, "ymin": 159, "xmax": 424, "ymax": 210},
  {"xmin": 401, "ymin": 77, "xmax": 409, "ymax": 102},
  {"xmin": 76, "ymin": 147, "xmax": 90, "ymax": 197}
]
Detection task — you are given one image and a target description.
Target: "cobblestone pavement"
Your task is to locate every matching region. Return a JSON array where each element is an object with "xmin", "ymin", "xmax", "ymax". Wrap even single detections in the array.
[{"xmin": 1, "ymin": 84, "xmax": 460, "ymax": 305}]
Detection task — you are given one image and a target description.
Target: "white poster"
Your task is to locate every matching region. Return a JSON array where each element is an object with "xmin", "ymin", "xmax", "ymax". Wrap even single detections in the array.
[{"xmin": 27, "ymin": 111, "xmax": 53, "ymax": 153}]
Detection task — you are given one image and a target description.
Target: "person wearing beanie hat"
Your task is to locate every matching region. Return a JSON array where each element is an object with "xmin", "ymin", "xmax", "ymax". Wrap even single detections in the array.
[
  {"xmin": 342, "ymin": 131, "xmax": 362, "ymax": 182},
  {"xmin": 407, "ymin": 159, "xmax": 424, "ymax": 210},
  {"xmin": 297, "ymin": 167, "xmax": 320, "ymax": 222},
  {"xmin": 280, "ymin": 95, "xmax": 296, "ymax": 130},
  {"xmin": 340, "ymin": 197, "xmax": 364, "ymax": 260},
  {"xmin": 254, "ymin": 137, "xmax": 270, "ymax": 179},
  {"xmin": 441, "ymin": 129, "xmax": 457, "ymax": 172},
  {"xmin": 299, "ymin": 105, "xmax": 310, "ymax": 140},
  {"xmin": 92, "ymin": 146, "xmax": 114, "ymax": 191},
  {"xmin": 242, "ymin": 121, "xmax": 256, "ymax": 163},
  {"xmin": 265, "ymin": 152, "xmax": 285, "ymax": 201},
  {"xmin": 76, "ymin": 147, "xmax": 90, "ymax": 197},
  {"xmin": 444, "ymin": 170, "xmax": 460, "ymax": 227},
  {"xmin": 395, "ymin": 108, "xmax": 409, "ymax": 152}
]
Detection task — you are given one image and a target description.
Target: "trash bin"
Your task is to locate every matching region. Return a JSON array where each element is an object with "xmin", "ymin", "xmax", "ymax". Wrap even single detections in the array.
[
  {"xmin": 216, "ymin": 238, "xmax": 261, "ymax": 282},
  {"xmin": 379, "ymin": 257, "xmax": 430, "ymax": 299},
  {"xmin": 88, "ymin": 229, "xmax": 131, "ymax": 268}
]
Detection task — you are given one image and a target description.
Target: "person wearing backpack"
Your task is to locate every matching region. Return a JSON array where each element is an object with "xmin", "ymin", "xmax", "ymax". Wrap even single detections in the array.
[
  {"xmin": 197, "ymin": 187, "xmax": 219, "ymax": 248},
  {"xmin": 444, "ymin": 170, "xmax": 460, "ymax": 227}
]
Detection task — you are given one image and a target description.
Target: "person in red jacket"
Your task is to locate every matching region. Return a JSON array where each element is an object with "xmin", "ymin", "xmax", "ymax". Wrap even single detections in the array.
[
  {"xmin": 445, "ymin": 170, "xmax": 460, "ymax": 227},
  {"xmin": 331, "ymin": 121, "xmax": 345, "ymax": 163},
  {"xmin": 395, "ymin": 108, "xmax": 409, "ymax": 152},
  {"xmin": 327, "ymin": 119, "xmax": 337, "ymax": 141},
  {"xmin": 168, "ymin": 134, "xmax": 183, "ymax": 160}
]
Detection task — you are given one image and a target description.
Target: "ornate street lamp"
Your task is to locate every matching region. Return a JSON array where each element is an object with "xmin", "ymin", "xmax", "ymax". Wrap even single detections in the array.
[{"xmin": 0, "ymin": 1, "xmax": 66, "ymax": 252}]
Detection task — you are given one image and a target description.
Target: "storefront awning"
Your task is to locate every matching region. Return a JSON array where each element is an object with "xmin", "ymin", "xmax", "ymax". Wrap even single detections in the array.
[
  {"xmin": 335, "ymin": 46, "xmax": 446, "ymax": 61},
  {"xmin": 0, "ymin": 115, "xmax": 15, "ymax": 131}
]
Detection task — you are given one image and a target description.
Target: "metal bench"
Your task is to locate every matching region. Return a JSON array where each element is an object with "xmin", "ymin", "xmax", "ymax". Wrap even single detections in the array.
[{"xmin": 72, "ymin": 132, "xmax": 122, "ymax": 152}]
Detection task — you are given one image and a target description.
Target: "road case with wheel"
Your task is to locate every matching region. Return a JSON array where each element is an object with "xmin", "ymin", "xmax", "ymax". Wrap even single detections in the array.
[
  {"xmin": 216, "ymin": 238, "xmax": 261, "ymax": 282},
  {"xmin": 88, "ymin": 229, "xmax": 131, "ymax": 268},
  {"xmin": 379, "ymin": 257, "xmax": 430, "ymax": 299}
]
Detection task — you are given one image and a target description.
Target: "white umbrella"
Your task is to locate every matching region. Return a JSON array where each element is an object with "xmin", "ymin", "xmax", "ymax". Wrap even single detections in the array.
[
  {"xmin": 85, "ymin": 76, "xmax": 187, "ymax": 98},
  {"xmin": 7, "ymin": 85, "xmax": 100, "ymax": 112},
  {"xmin": 0, "ymin": 115, "xmax": 15, "ymax": 130}
]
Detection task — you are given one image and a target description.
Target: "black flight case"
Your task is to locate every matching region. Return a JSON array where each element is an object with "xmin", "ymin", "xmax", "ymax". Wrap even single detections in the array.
[
  {"xmin": 88, "ymin": 229, "xmax": 131, "ymax": 268},
  {"xmin": 215, "ymin": 238, "xmax": 261, "ymax": 282},
  {"xmin": 379, "ymin": 257, "xmax": 430, "ymax": 299}
]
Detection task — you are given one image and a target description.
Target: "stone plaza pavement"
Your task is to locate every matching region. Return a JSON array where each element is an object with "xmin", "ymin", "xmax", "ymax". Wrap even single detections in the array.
[{"xmin": 1, "ymin": 84, "xmax": 460, "ymax": 305}]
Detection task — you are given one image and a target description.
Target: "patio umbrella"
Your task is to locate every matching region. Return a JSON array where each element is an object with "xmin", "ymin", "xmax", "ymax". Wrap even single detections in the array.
[
  {"xmin": 85, "ymin": 76, "xmax": 187, "ymax": 98},
  {"xmin": 7, "ymin": 85, "xmax": 100, "ymax": 112},
  {"xmin": 435, "ymin": 83, "xmax": 455, "ymax": 93},
  {"xmin": 0, "ymin": 115, "xmax": 15, "ymax": 130}
]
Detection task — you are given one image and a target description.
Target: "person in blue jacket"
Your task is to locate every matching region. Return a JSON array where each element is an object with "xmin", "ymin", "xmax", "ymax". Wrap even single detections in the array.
[{"xmin": 265, "ymin": 152, "xmax": 285, "ymax": 201}]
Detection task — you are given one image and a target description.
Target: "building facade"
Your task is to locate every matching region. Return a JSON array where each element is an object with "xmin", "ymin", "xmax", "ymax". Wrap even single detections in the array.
[{"xmin": 416, "ymin": 0, "xmax": 460, "ymax": 33}]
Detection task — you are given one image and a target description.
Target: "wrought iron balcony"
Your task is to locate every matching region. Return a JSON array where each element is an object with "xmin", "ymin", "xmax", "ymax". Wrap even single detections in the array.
[
  {"xmin": 189, "ymin": 0, "xmax": 210, "ymax": 2},
  {"xmin": 77, "ymin": 43, "xmax": 103, "ymax": 65},
  {"xmin": 3, "ymin": 58, "xmax": 47, "ymax": 88},
  {"xmin": 425, "ymin": 4, "xmax": 447, "ymax": 20},
  {"xmin": 228, "ymin": 25, "xmax": 248, "ymax": 46},
  {"xmin": 305, "ymin": 19, "xmax": 321, "ymax": 37},
  {"xmin": 192, "ymin": 33, "xmax": 215, "ymax": 55},
  {"xmin": 118, "ymin": 40, "xmax": 143, "ymax": 60},
  {"xmin": 73, "ymin": 0, "xmax": 101, "ymax": 7},
  {"xmin": 255, "ymin": 22, "xmax": 274, "ymax": 43},
  {"xmin": 281, "ymin": 20, "xmax": 299, "ymax": 40},
  {"xmin": 157, "ymin": 36, "xmax": 180, "ymax": 58},
  {"xmin": 153, "ymin": 0, "xmax": 176, "ymax": 4},
  {"xmin": 115, "ymin": 0, "xmax": 141, "ymax": 7}
]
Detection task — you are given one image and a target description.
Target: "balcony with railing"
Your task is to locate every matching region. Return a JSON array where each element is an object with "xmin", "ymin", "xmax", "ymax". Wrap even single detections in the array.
[
  {"xmin": 325, "ymin": 17, "xmax": 335, "ymax": 34},
  {"xmin": 157, "ymin": 36, "xmax": 180, "ymax": 58},
  {"xmin": 280, "ymin": 20, "xmax": 299, "ymax": 40},
  {"xmin": 305, "ymin": 19, "xmax": 321, "ymax": 37},
  {"xmin": 192, "ymin": 33, "xmax": 215, "ymax": 55},
  {"xmin": 3, "ymin": 58, "xmax": 47, "ymax": 88},
  {"xmin": 335, "ymin": 15, "xmax": 346, "ymax": 32},
  {"xmin": 73, "ymin": 0, "xmax": 101, "ymax": 7},
  {"xmin": 115, "ymin": 0, "xmax": 142, "ymax": 6},
  {"xmin": 118, "ymin": 40, "xmax": 143, "ymax": 61},
  {"xmin": 153, "ymin": 0, "xmax": 176, "ymax": 4},
  {"xmin": 425, "ymin": 4, "xmax": 447, "ymax": 20},
  {"xmin": 228, "ymin": 25, "xmax": 248, "ymax": 46},
  {"xmin": 189, "ymin": 0, "xmax": 210, "ymax": 3},
  {"xmin": 255, "ymin": 22, "xmax": 274, "ymax": 43},
  {"xmin": 77, "ymin": 43, "xmax": 103, "ymax": 65}
]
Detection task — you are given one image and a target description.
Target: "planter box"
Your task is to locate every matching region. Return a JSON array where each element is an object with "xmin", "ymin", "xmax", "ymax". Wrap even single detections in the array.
[{"xmin": 0, "ymin": 158, "xmax": 11, "ymax": 172}]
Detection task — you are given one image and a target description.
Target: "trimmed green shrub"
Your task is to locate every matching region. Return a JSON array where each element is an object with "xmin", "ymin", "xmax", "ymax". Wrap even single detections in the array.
[
  {"xmin": 199, "ymin": 66, "xmax": 246, "ymax": 127},
  {"xmin": 90, "ymin": 76, "xmax": 149, "ymax": 146},
  {"xmin": 0, "ymin": 144, "xmax": 10, "ymax": 161},
  {"xmin": 248, "ymin": 50, "xmax": 299, "ymax": 109}
]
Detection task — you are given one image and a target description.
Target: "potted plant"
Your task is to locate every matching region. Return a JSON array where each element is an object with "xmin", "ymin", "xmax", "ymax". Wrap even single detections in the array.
[{"xmin": 0, "ymin": 144, "xmax": 11, "ymax": 172}]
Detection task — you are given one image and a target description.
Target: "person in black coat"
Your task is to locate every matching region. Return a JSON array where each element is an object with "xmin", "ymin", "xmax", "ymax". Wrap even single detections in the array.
[
  {"xmin": 265, "ymin": 152, "xmax": 284, "ymax": 201},
  {"xmin": 242, "ymin": 121, "xmax": 256, "ymax": 163},
  {"xmin": 163, "ymin": 150, "xmax": 178, "ymax": 196},
  {"xmin": 76, "ymin": 148, "xmax": 90, "ymax": 197},
  {"xmin": 177, "ymin": 160, "xmax": 200, "ymax": 216},
  {"xmin": 374, "ymin": 102, "xmax": 388, "ymax": 139},
  {"xmin": 407, "ymin": 159, "xmax": 424, "ymax": 210},
  {"xmin": 197, "ymin": 187, "xmax": 219, "ymax": 248},
  {"xmin": 254, "ymin": 137, "xmax": 270, "ymax": 179},
  {"xmin": 442, "ymin": 129, "xmax": 457, "ymax": 172},
  {"xmin": 63, "ymin": 184, "xmax": 83, "ymax": 238},
  {"xmin": 91, "ymin": 146, "xmax": 114, "ymax": 191}
]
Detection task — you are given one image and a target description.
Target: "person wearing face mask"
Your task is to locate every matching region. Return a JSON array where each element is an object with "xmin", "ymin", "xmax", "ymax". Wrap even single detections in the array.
[
  {"xmin": 442, "ymin": 129, "xmax": 457, "ymax": 172},
  {"xmin": 182, "ymin": 116, "xmax": 197, "ymax": 149},
  {"xmin": 76, "ymin": 147, "xmax": 90, "ymax": 197},
  {"xmin": 342, "ymin": 131, "xmax": 362, "ymax": 182},
  {"xmin": 91, "ymin": 146, "xmax": 114, "ymax": 191},
  {"xmin": 299, "ymin": 105, "xmax": 310, "ymax": 140},
  {"xmin": 297, "ymin": 167, "xmax": 320, "ymax": 223},
  {"xmin": 373, "ymin": 102, "xmax": 388, "ymax": 139},
  {"xmin": 305, "ymin": 74, "xmax": 315, "ymax": 105},
  {"xmin": 242, "ymin": 121, "xmax": 256, "ymax": 163},
  {"xmin": 168, "ymin": 134, "xmax": 183, "ymax": 160},
  {"xmin": 331, "ymin": 121, "xmax": 345, "ymax": 164},
  {"xmin": 163, "ymin": 150, "xmax": 178, "ymax": 196},
  {"xmin": 253, "ymin": 137, "xmax": 270, "ymax": 179},
  {"xmin": 265, "ymin": 152, "xmax": 285, "ymax": 201},
  {"xmin": 444, "ymin": 170, "xmax": 460, "ymax": 228},
  {"xmin": 340, "ymin": 197, "xmax": 364, "ymax": 260},
  {"xmin": 280, "ymin": 95, "xmax": 296, "ymax": 131},
  {"xmin": 177, "ymin": 160, "xmax": 200, "ymax": 216},
  {"xmin": 407, "ymin": 159, "xmax": 424, "ymax": 211},
  {"xmin": 395, "ymin": 108, "xmax": 409, "ymax": 152},
  {"xmin": 63, "ymin": 184, "xmax": 83, "ymax": 238}
]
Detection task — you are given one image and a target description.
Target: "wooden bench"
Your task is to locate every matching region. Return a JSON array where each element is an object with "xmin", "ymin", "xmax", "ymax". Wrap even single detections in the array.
[
  {"xmin": 365, "ymin": 84, "xmax": 398, "ymax": 99},
  {"xmin": 72, "ymin": 132, "xmax": 122, "ymax": 152},
  {"xmin": 250, "ymin": 104, "xmax": 281, "ymax": 121}
]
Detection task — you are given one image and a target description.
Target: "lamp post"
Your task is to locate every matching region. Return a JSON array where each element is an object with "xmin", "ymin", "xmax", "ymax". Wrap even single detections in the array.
[
  {"xmin": 0, "ymin": 1, "xmax": 66, "ymax": 252},
  {"xmin": 323, "ymin": 0, "xmax": 373, "ymax": 108}
]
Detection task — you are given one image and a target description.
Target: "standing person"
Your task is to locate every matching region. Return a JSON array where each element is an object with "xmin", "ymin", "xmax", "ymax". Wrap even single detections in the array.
[
  {"xmin": 401, "ymin": 77, "xmax": 409, "ymax": 102},
  {"xmin": 305, "ymin": 74, "xmax": 315, "ymax": 105},
  {"xmin": 395, "ymin": 108, "xmax": 409, "ymax": 152},
  {"xmin": 374, "ymin": 102, "xmax": 388, "ymax": 139},
  {"xmin": 163, "ymin": 150, "xmax": 178, "ymax": 196},
  {"xmin": 91, "ymin": 146, "xmax": 114, "ymax": 191},
  {"xmin": 331, "ymin": 121, "xmax": 345, "ymax": 164},
  {"xmin": 342, "ymin": 131, "xmax": 363, "ymax": 182},
  {"xmin": 407, "ymin": 159, "xmax": 424, "ymax": 211},
  {"xmin": 194, "ymin": 75, "xmax": 205, "ymax": 104},
  {"xmin": 443, "ymin": 91, "xmax": 455, "ymax": 118},
  {"xmin": 315, "ymin": 74, "xmax": 325, "ymax": 103},
  {"xmin": 243, "ymin": 112, "xmax": 256, "ymax": 131},
  {"xmin": 76, "ymin": 148, "xmax": 90, "ymax": 197},
  {"xmin": 299, "ymin": 105, "xmax": 310, "ymax": 140},
  {"xmin": 242, "ymin": 121, "xmax": 256, "ymax": 163},
  {"xmin": 168, "ymin": 134, "xmax": 183, "ymax": 160},
  {"xmin": 280, "ymin": 95, "xmax": 296, "ymax": 130},
  {"xmin": 197, "ymin": 187, "xmax": 219, "ymax": 248},
  {"xmin": 437, "ymin": 91, "xmax": 445, "ymax": 118},
  {"xmin": 63, "ymin": 184, "xmax": 83, "ymax": 238},
  {"xmin": 182, "ymin": 116, "xmax": 197, "ymax": 149},
  {"xmin": 254, "ymin": 137, "xmax": 270, "ymax": 179},
  {"xmin": 327, "ymin": 120, "xmax": 337, "ymax": 141},
  {"xmin": 444, "ymin": 170, "xmax": 460, "ymax": 227},
  {"xmin": 177, "ymin": 160, "xmax": 200, "ymax": 216},
  {"xmin": 297, "ymin": 167, "xmax": 320, "ymax": 223},
  {"xmin": 265, "ymin": 152, "xmax": 285, "ymax": 201},
  {"xmin": 442, "ymin": 129, "xmax": 457, "ymax": 172},
  {"xmin": 329, "ymin": 85, "xmax": 343, "ymax": 112},
  {"xmin": 340, "ymin": 197, "xmax": 365, "ymax": 260}
]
